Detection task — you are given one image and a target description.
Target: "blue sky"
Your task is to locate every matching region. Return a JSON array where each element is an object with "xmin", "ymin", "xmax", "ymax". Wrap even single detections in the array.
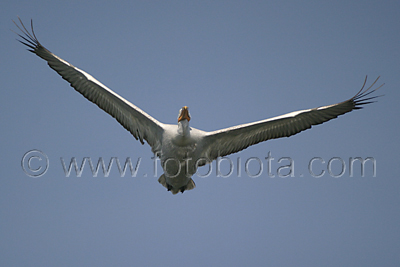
[{"xmin": 1, "ymin": 1, "xmax": 400, "ymax": 266}]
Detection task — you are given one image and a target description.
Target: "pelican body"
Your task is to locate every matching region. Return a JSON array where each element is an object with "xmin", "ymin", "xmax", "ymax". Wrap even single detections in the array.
[
  {"xmin": 159, "ymin": 113, "xmax": 205, "ymax": 193},
  {"xmin": 14, "ymin": 18, "xmax": 383, "ymax": 194}
]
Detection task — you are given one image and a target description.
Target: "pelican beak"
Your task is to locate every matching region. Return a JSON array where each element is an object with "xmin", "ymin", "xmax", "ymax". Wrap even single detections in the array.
[{"xmin": 178, "ymin": 106, "xmax": 191, "ymax": 122}]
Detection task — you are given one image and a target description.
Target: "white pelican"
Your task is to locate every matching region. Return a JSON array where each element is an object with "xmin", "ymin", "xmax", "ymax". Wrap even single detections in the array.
[{"xmin": 14, "ymin": 18, "xmax": 383, "ymax": 194}]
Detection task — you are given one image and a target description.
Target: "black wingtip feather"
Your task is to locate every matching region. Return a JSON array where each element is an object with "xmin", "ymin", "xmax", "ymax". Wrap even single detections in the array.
[
  {"xmin": 352, "ymin": 76, "xmax": 384, "ymax": 108},
  {"xmin": 13, "ymin": 17, "xmax": 42, "ymax": 53}
]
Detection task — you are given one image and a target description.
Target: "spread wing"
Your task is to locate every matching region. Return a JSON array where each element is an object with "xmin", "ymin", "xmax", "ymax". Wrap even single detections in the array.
[
  {"xmin": 201, "ymin": 76, "xmax": 383, "ymax": 162},
  {"xmin": 14, "ymin": 18, "xmax": 164, "ymax": 153}
]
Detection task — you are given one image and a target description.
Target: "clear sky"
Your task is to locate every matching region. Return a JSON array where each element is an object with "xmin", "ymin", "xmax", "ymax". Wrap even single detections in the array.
[{"xmin": 1, "ymin": 1, "xmax": 399, "ymax": 266}]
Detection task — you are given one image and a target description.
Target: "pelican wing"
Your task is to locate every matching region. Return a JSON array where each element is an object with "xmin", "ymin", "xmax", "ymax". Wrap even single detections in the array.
[
  {"xmin": 201, "ymin": 77, "xmax": 383, "ymax": 162},
  {"xmin": 14, "ymin": 18, "xmax": 164, "ymax": 152}
]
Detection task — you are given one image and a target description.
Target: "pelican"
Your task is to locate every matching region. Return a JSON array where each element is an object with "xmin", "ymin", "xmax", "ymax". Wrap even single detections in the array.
[{"xmin": 14, "ymin": 18, "xmax": 383, "ymax": 194}]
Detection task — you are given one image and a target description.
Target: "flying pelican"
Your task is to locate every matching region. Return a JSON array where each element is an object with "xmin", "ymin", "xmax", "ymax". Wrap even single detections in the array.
[{"xmin": 14, "ymin": 18, "xmax": 383, "ymax": 194}]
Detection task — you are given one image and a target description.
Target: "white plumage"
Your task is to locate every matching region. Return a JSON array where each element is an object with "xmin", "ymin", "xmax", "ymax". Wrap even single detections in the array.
[{"xmin": 14, "ymin": 18, "xmax": 383, "ymax": 194}]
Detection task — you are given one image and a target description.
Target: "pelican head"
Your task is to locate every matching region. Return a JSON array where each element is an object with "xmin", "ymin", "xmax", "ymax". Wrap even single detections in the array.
[{"xmin": 178, "ymin": 106, "xmax": 191, "ymax": 122}]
